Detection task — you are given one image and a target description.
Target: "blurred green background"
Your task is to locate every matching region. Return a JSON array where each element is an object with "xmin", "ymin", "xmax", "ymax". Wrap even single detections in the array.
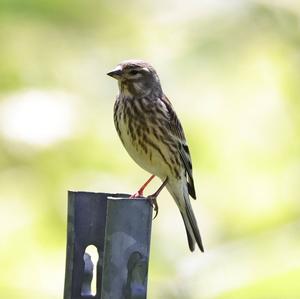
[{"xmin": 1, "ymin": 0, "xmax": 300, "ymax": 298}]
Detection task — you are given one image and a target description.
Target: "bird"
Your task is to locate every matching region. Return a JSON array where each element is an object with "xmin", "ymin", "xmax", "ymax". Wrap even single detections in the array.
[{"xmin": 107, "ymin": 59, "xmax": 204, "ymax": 252}]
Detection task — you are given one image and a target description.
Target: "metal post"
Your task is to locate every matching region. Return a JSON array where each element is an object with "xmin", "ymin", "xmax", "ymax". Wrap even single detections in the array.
[{"xmin": 64, "ymin": 191, "xmax": 153, "ymax": 299}]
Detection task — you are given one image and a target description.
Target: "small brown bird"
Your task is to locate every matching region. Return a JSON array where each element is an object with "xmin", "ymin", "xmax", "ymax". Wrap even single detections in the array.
[{"xmin": 107, "ymin": 60, "xmax": 204, "ymax": 252}]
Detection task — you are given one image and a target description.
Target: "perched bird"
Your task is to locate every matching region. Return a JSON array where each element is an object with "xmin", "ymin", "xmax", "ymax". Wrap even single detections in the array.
[{"xmin": 107, "ymin": 60, "xmax": 204, "ymax": 252}]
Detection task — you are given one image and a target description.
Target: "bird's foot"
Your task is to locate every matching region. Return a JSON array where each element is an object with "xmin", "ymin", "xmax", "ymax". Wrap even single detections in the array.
[
  {"xmin": 129, "ymin": 175, "xmax": 155, "ymax": 199},
  {"xmin": 147, "ymin": 195, "xmax": 159, "ymax": 219},
  {"xmin": 129, "ymin": 191, "xmax": 143, "ymax": 199},
  {"xmin": 146, "ymin": 177, "xmax": 168, "ymax": 220}
]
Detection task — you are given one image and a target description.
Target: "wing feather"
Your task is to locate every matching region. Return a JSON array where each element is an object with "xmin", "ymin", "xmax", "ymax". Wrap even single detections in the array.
[{"xmin": 160, "ymin": 95, "xmax": 197, "ymax": 199}]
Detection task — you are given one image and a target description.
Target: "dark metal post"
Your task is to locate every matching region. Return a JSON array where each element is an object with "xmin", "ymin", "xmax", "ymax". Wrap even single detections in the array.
[{"xmin": 64, "ymin": 191, "xmax": 153, "ymax": 299}]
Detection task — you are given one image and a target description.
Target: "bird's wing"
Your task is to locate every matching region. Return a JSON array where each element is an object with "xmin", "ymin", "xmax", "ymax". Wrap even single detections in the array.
[{"xmin": 161, "ymin": 95, "xmax": 196, "ymax": 199}]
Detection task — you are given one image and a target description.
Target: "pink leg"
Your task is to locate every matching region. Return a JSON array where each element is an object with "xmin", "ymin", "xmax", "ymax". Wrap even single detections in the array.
[{"xmin": 130, "ymin": 175, "xmax": 155, "ymax": 198}]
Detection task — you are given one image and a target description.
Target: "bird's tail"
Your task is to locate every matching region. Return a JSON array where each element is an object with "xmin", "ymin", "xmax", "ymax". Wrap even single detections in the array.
[
  {"xmin": 167, "ymin": 180, "xmax": 204, "ymax": 252},
  {"xmin": 181, "ymin": 200, "xmax": 204, "ymax": 252}
]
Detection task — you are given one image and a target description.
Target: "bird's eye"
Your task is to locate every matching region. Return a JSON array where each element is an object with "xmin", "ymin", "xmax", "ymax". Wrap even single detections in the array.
[{"xmin": 129, "ymin": 70, "xmax": 138, "ymax": 75}]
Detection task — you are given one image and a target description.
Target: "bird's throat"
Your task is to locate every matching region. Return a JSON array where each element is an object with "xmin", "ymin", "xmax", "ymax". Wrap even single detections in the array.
[{"xmin": 120, "ymin": 80, "xmax": 150, "ymax": 98}]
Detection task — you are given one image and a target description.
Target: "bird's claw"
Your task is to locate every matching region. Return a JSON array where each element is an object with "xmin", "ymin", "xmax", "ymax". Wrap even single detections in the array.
[
  {"xmin": 147, "ymin": 196, "xmax": 159, "ymax": 219},
  {"xmin": 130, "ymin": 175, "xmax": 155, "ymax": 199},
  {"xmin": 129, "ymin": 191, "xmax": 143, "ymax": 199}
]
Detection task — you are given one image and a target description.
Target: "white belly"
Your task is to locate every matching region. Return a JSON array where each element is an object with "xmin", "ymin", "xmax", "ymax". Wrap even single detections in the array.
[{"xmin": 119, "ymin": 122, "xmax": 167, "ymax": 179}]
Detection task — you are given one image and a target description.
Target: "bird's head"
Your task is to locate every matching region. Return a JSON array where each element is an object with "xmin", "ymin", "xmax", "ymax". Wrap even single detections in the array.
[{"xmin": 107, "ymin": 60, "xmax": 162, "ymax": 98}]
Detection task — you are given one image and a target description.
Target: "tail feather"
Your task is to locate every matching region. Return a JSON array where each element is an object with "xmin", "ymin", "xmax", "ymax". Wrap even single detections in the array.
[
  {"xmin": 166, "ymin": 180, "xmax": 204, "ymax": 252},
  {"xmin": 167, "ymin": 179, "xmax": 204, "ymax": 252},
  {"xmin": 185, "ymin": 201, "xmax": 204, "ymax": 252},
  {"xmin": 180, "ymin": 211, "xmax": 196, "ymax": 251}
]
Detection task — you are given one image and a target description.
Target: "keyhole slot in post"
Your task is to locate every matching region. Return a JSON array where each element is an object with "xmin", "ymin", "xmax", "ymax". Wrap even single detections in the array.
[{"xmin": 81, "ymin": 245, "xmax": 99, "ymax": 297}]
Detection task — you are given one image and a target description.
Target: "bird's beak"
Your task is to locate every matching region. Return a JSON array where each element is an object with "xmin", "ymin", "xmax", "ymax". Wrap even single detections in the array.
[{"xmin": 107, "ymin": 66, "xmax": 123, "ymax": 79}]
